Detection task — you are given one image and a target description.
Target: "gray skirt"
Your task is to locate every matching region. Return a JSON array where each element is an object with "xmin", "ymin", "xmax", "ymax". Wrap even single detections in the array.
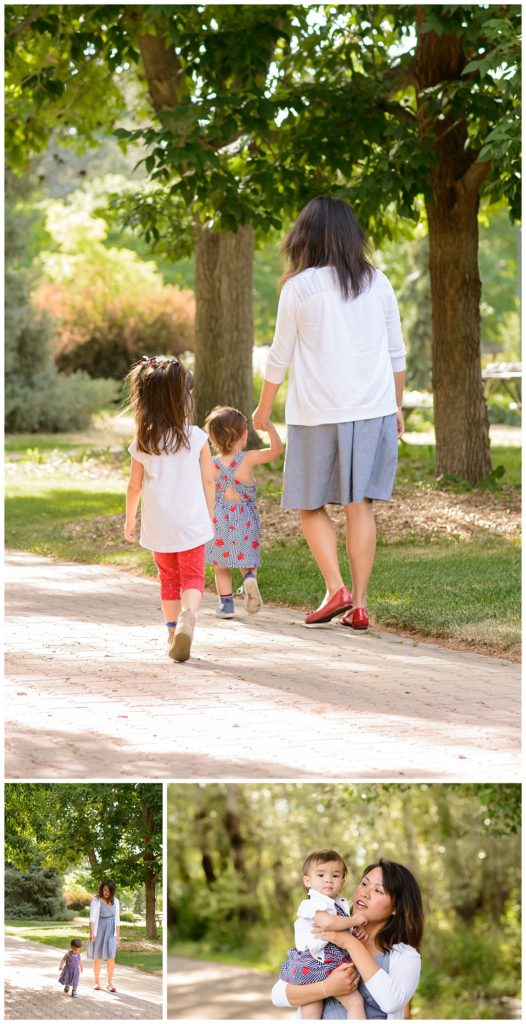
[{"xmin": 282, "ymin": 415, "xmax": 398, "ymax": 509}]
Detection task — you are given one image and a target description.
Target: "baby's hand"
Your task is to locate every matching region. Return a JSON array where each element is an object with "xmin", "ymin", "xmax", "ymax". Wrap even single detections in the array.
[
  {"xmin": 351, "ymin": 925, "xmax": 368, "ymax": 941},
  {"xmin": 349, "ymin": 912, "xmax": 368, "ymax": 928},
  {"xmin": 314, "ymin": 910, "xmax": 335, "ymax": 927}
]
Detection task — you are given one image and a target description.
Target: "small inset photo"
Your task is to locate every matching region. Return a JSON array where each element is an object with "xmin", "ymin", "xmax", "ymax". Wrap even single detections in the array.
[
  {"xmin": 167, "ymin": 782, "xmax": 521, "ymax": 1020},
  {"xmin": 4, "ymin": 783, "xmax": 163, "ymax": 1020}
]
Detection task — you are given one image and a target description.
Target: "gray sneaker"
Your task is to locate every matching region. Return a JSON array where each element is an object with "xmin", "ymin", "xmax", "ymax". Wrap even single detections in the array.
[
  {"xmin": 239, "ymin": 574, "xmax": 262, "ymax": 614},
  {"xmin": 171, "ymin": 609, "xmax": 196, "ymax": 662},
  {"xmin": 215, "ymin": 595, "xmax": 235, "ymax": 618}
]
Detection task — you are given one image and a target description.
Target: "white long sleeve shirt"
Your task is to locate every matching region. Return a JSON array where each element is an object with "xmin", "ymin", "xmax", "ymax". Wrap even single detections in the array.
[
  {"xmin": 265, "ymin": 266, "xmax": 406, "ymax": 426},
  {"xmin": 294, "ymin": 889, "xmax": 351, "ymax": 962},
  {"xmin": 271, "ymin": 941, "xmax": 421, "ymax": 1020}
]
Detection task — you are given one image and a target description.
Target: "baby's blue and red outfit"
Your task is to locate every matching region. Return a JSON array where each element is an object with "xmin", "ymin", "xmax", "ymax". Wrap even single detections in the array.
[{"xmin": 279, "ymin": 900, "xmax": 352, "ymax": 985}]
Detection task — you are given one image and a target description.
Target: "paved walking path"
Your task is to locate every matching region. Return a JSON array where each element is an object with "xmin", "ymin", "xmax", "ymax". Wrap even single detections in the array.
[
  {"xmin": 167, "ymin": 955, "xmax": 291, "ymax": 1020},
  {"xmin": 5, "ymin": 551, "xmax": 520, "ymax": 780},
  {"xmin": 4, "ymin": 934, "xmax": 162, "ymax": 1020}
]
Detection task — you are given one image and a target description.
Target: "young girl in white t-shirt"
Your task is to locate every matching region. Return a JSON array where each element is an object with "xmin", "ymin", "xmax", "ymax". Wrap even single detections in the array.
[{"xmin": 124, "ymin": 355, "xmax": 215, "ymax": 662}]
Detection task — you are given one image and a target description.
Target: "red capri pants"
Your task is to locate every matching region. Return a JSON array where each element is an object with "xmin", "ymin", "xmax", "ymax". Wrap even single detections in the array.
[{"xmin": 153, "ymin": 545, "xmax": 205, "ymax": 601}]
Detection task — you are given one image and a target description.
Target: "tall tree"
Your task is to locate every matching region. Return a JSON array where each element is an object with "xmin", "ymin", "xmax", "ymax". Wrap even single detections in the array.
[
  {"xmin": 270, "ymin": 4, "xmax": 521, "ymax": 481},
  {"xmin": 4, "ymin": 783, "xmax": 163, "ymax": 939}
]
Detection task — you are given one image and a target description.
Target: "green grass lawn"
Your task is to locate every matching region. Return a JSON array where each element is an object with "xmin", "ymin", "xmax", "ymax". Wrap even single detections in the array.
[
  {"xmin": 5, "ymin": 919, "xmax": 162, "ymax": 974},
  {"xmin": 5, "ymin": 434, "xmax": 521, "ymax": 657}
]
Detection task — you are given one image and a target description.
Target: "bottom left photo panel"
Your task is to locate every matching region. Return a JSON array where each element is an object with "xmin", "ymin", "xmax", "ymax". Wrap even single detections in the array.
[{"xmin": 4, "ymin": 782, "xmax": 164, "ymax": 1020}]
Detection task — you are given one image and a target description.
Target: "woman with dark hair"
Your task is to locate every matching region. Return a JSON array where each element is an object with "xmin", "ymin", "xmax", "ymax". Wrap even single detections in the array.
[
  {"xmin": 88, "ymin": 878, "xmax": 121, "ymax": 994},
  {"xmin": 272, "ymin": 859, "xmax": 423, "ymax": 1019},
  {"xmin": 253, "ymin": 197, "xmax": 406, "ymax": 630}
]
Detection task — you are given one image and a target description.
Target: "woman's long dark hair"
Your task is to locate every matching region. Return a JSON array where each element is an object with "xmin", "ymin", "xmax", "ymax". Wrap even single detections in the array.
[
  {"xmin": 359, "ymin": 859, "xmax": 424, "ymax": 953},
  {"xmin": 280, "ymin": 195, "xmax": 374, "ymax": 300},
  {"xmin": 98, "ymin": 878, "xmax": 116, "ymax": 904},
  {"xmin": 126, "ymin": 356, "xmax": 194, "ymax": 455}
]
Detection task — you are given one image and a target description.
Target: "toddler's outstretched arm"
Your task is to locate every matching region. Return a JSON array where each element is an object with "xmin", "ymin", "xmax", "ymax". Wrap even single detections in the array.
[{"xmin": 245, "ymin": 419, "xmax": 283, "ymax": 466}]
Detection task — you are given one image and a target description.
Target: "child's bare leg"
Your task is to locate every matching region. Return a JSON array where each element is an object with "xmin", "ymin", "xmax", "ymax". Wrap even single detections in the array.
[
  {"xmin": 340, "ymin": 990, "xmax": 366, "ymax": 1019},
  {"xmin": 180, "ymin": 587, "xmax": 203, "ymax": 614},
  {"xmin": 215, "ymin": 567, "xmax": 233, "ymax": 596},
  {"xmin": 161, "ymin": 599, "xmax": 181, "ymax": 623},
  {"xmin": 299, "ymin": 1000, "xmax": 324, "ymax": 1019}
]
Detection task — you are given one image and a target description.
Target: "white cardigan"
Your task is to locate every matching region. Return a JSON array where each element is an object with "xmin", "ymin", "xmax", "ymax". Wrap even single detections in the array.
[
  {"xmin": 271, "ymin": 942, "xmax": 421, "ymax": 1021},
  {"xmin": 89, "ymin": 896, "xmax": 120, "ymax": 937},
  {"xmin": 265, "ymin": 266, "xmax": 406, "ymax": 426}
]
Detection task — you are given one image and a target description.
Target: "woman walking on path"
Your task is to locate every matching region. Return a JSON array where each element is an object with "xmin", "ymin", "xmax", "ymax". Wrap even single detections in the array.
[
  {"xmin": 124, "ymin": 356, "xmax": 215, "ymax": 662},
  {"xmin": 253, "ymin": 196, "xmax": 406, "ymax": 630},
  {"xmin": 272, "ymin": 859, "xmax": 423, "ymax": 1019},
  {"xmin": 88, "ymin": 879, "xmax": 121, "ymax": 994}
]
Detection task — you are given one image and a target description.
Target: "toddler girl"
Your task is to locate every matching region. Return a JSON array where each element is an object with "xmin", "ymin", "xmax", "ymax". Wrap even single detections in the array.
[
  {"xmin": 124, "ymin": 356, "xmax": 215, "ymax": 662},
  {"xmin": 204, "ymin": 406, "xmax": 282, "ymax": 617},
  {"xmin": 58, "ymin": 938, "xmax": 83, "ymax": 997},
  {"xmin": 279, "ymin": 849, "xmax": 366, "ymax": 1020}
]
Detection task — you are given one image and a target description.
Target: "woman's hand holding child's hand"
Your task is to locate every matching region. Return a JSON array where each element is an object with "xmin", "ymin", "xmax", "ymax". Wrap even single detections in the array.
[{"xmin": 252, "ymin": 406, "xmax": 270, "ymax": 431}]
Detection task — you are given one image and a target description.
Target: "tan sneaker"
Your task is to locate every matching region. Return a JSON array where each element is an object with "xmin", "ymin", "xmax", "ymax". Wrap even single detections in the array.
[
  {"xmin": 166, "ymin": 627, "xmax": 176, "ymax": 657},
  {"xmin": 171, "ymin": 609, "xmax": 196, "ymax": 662},
  {"xmin": 240, "ymin": 574, "xmax": 262, "ymax": 614}
]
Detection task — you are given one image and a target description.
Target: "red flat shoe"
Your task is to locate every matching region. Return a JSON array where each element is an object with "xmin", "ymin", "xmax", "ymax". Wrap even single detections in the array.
[
  {"xmin": 341, "ymin": 607, "xmax": 369, "ymax": 630},
  {"xmin": 305, "ymin": 586, "xmax": 353, "ymax": 625}
]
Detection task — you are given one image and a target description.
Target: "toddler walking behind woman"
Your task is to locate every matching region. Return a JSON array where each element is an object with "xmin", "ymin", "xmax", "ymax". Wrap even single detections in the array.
[
  {"xmin": 204, "ymin": 406, "xmax": 283, "ymax": 618},
  {"xmin": 58, "ymin": 939, "xmax": 83, "ymax": 997},
  {"xmin": 124, "ymin": 356, "xmax": 215, "ymax": 662}
]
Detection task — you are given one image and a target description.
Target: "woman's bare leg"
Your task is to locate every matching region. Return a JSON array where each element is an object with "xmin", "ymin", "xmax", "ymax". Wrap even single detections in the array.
[
  {"xmin": 107, "ymin": 957, "xmax": 115, "ymax": 987},
  {"xmin": 344, "ymin": 499, "xmax": 376, "ymax": 608},
  {"xmin": 94, "ymin": 958, "xmax": 101, "ymax": 986},
  {"xmin": 299, "ymin": 507, "xmax": 344, "ymax": 600}
]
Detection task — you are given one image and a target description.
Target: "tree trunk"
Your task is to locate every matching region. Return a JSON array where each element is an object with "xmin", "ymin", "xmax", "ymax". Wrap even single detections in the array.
[
  {"xmin": 194, "ymin": 224, "xmax": 259, "ymax": 444},
  {"xmin": 427, "ymin": 189, "xmax": 491, "ymax": 483},
  {"xmin": 415, "ymin": 12, "xmax": 492, "ymax": 484},
  {"xmin": 144, "ymin": 867, "xmax": 157, "ymax": 940},
  {"xmin": 141, "ymin": 793, "xmax": 158, "ymax": 940}
]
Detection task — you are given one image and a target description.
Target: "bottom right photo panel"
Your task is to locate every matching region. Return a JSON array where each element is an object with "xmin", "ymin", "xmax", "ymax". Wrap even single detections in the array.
[{"xmin": 166, "ymin": 782, "xmax": 521, "ymax": 1021}]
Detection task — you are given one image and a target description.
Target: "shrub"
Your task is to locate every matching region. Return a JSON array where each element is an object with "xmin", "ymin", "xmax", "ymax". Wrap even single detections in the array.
[
  {"xmin": 5, "ymin": 864, "xmax": 72, "ymax": 920},
  {"xmin": 64, "ymin": 882, "xmax": 94, "ymax": 911},
  {"xmin": 33, "ymin": 194, "xmax": 195, "ymax": 379}
]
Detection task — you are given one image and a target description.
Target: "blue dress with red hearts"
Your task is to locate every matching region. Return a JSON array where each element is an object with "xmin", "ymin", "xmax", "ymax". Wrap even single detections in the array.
[
  {"xmin": 279, "ymin": 903, "xmax": 352, "ymax": 984},
  {"xmin": 205, "ymin": 453, "xmax": 261, "ymax": 569}
]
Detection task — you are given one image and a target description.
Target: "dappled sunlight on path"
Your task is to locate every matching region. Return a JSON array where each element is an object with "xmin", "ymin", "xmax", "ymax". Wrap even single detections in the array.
[{"xmin": 5, "ymin": 551, "xmax": 520, "ymax": 780}]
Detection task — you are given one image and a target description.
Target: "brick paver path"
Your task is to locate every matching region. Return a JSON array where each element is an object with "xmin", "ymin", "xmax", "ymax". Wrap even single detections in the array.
[
  {"xmin": 167, "ymin": 955, "xmax": 291, "ymax": 1020},
  {"xmin": 5, "ymin": 551, "xmax": 520, "ymax": 780},
  {"xmin": 4, "ymin": 934, "xmax": 162, "ymax": 1020}
]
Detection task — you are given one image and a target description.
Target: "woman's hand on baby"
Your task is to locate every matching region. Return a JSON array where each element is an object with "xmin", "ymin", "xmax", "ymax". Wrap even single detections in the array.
[{"xmin": 324, "ymin": 962, "xmax": 359, "ymax": 997}]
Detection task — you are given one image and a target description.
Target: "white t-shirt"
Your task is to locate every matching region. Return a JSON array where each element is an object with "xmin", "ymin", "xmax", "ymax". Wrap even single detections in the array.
[
  {"xmin": 265, "ymin": 266, "xmax": 406, "ymax": 426},
  {"xmin": 129, "ymin": 425, "xmax": 213, "ymax": 553}
]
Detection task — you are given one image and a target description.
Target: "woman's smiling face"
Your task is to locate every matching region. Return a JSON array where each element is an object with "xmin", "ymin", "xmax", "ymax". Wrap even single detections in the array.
[{"xmin": 353, "ymin": 866, "xmax": 395, "ymax": 923}]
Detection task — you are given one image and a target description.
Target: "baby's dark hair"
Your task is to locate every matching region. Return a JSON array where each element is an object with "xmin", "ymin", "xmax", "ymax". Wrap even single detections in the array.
[
  {"xmin": 70, "ymin": 938, "xmax": 82, "ymax": 949},
  {"xmin": 303, "ymin": 849, "xmax": 348, "ymax": 878},
  {"xmin": 205, "ymin": 406, "xmax": 247, "ymax": 455}
]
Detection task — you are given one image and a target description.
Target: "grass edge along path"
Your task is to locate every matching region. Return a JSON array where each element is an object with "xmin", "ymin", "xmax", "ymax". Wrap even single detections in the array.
[{"xmin": 4, "ymin": 921, "xmax": 162, "ymax": 975}]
